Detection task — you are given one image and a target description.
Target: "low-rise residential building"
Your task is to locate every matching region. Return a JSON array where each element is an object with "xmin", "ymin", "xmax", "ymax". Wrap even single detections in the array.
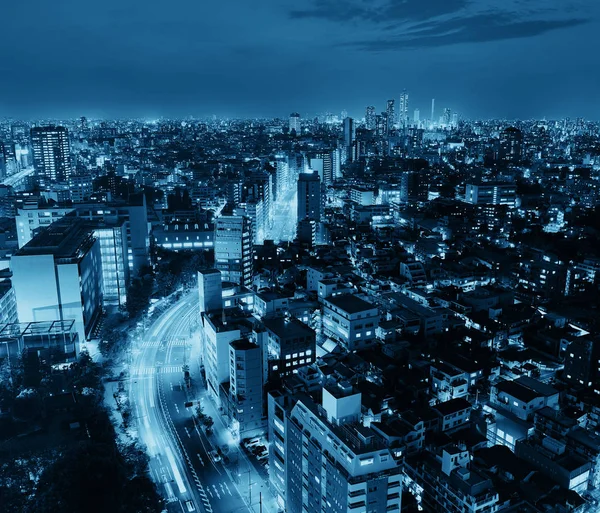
[
  {"xmin": 323, "ymin": 294, "xmax": 379, "ymax": 351},
  {"xmin": 263, "ymin": 316, "xmax": 316, "ymax": 377}
]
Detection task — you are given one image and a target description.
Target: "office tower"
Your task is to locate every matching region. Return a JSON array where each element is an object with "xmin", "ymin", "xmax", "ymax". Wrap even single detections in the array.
[
  {"xmin": 451, "ymin": 112, "xmax": 458, "ymax": 128},
  {"xmin": 76, "ymin": 193, "xmax": 150, "ymax": 274},
  {"xmin": 30, "ymin": 126, "xmax": 72, "ymax": 182},
  {"xmin": 375, "ymin": 113, "xmax": 387, "ymax": 137},
  {"xmin": 289, "ymin": 113, "xmax": 301, "ymax": 134},
  {"xmin": 11, "ymin": 220, "xmax": 103, "ymax": 344},
  {"xmin": 229, "ymin": 338, "xmax": 265, "ymax": 438},
  {"xmin": 399, "ymin": 90, "xmax": 409, "ymax": 128},
  {"xmin": 386, "ymin": 99, "xmax": 396, "ymax": 132},
  {"xmin": 199, "ymin": 269, "xmax": 223, "ymax": 314},
  {"xmin": 268, "ymin": 384, "xmax": 403, "ymax": 513},
  {"xmin": 465, "ymin": 183, "xmax": 517, "ymax": 207},
  {"xmin": 92, "ymin": 220, "xmax": 129, "ymax": 307},
  {"xmin": 214, "ymin": 214, "xmax": 254, "ymax": 288},
  {"xmin": 431, "ymin": 98, "xmax": 435, "ymax": 121},
  {"xmin": 343, "ymin": 117, "xmax": 355, "ymax": 148},
  {"xmin": 365, "ymin": 106, "xmax": 376, "ymax": 130},
  {"xmin": 414, "ymin": 108, "xmax": 420, "ymax": 124},
  {"xmin": 297, "ymin": 172, "xmax": 323, "ymax": 222}
]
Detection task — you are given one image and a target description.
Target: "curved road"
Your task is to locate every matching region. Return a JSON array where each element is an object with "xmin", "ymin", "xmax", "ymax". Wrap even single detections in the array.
[{"xmin": 130, "ymin": 292, "xmax": 256, "ymax": 513}]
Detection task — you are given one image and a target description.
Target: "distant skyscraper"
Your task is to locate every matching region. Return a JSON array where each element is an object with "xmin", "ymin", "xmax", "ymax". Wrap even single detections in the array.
[
  {"xmin": 30, "ymin": 126, "xmax": 72, "ymax": 182},
  {"xmin": 386, "ymin": 99, "xmax": 396, "ymax": 132},
  {"xmin": 443, "ymin": 108, "xmax": 452, "ymax": 127},
  {"xmin": 451, "ymin": 112, "xmax": 459, "ymax": 128},
  {"xmin": 414, "ymin": 108, "xmax": 420, "ymax": 124},
  {"xmin": 365, "ymin": 106, "xmax": 376, "ymax": 130},
  {"xmin": 297, "ymin": 172, "xmax": 323, "ymax": 222},
  {"xmin": 399, "ymin": 90, "xmax": 409, "ymax": 128},
  {"xmin": 214, "ymin": 214, "xmax": 254, "ymax": 288},
  {"xmin": 431, "ymin": 98, "xmax": 435, "ymax": 122},
  {"xmin": 289, "ymin": 113, "xmax": 301, "ymax": 135},
  {"xmin": 343, "ymin": 117, "xmax": 355, "ymax": 162}
]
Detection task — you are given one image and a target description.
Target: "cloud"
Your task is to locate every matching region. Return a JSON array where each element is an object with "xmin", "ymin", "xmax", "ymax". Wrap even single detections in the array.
[
  {"xmin": 290, "ymin": 0, "xmax": 591, "ymax": 49},
  {"xmin": 350, "ymin": 14, "xmax": 588, "ymax": 50}
]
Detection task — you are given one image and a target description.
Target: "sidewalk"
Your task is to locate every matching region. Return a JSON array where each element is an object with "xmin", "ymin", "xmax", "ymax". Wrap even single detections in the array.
[{"xmin": 188, "ymin": 340, "xmax": 280, "ymax": 513}]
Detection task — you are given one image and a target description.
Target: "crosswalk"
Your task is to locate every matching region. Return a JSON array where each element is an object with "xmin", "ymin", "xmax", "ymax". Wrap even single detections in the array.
[
  {"xmin": 131, "ymin": 365, "xmax": 184, "ymax": 376},
  {"xmin": 138, "ymin": 339, "xmax": 190, "ymax": 349}
]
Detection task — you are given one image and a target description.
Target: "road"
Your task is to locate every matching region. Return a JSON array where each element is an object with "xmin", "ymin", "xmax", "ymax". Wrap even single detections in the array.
[
  {"xmin": 130, "ymin": 292, "xmax": 269, "ymax": 513},
  {"xmin": 267, "ymin": 187, "xmax": 297, "ymax": 242}
]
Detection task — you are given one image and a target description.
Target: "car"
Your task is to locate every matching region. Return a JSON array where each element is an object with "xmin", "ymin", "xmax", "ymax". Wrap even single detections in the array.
[
  {"xmin": 244, "ymin": 437, "xmax": 261, "ymax": 448},
  {"xmin": 185, "ymin": 501, "xmax": 196, "ymax": 512},
  {"xmin": 257, "ymin": 451, "xmax": 268, "ymax": 461},
  {"xmin": 209, "ymin": 450, "xmax": 222, "ymax": 463},
  {"xmin": 251, "ymin": 445, "xmax": 267, "ymax": 455}
]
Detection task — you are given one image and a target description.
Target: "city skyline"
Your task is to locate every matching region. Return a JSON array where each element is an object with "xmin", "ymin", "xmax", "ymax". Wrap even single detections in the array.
[{"xmin": 1, "ymin": 0, "xmax": 599, "ymax": 120}]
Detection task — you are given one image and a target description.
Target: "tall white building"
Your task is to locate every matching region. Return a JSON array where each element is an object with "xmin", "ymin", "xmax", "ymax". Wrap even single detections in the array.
[
  {"xmin": 11, "ymin": 220, "xmax": 103, "ymax": 343},
  {"xmin": 289, "ymin": 113, "xmax": 301, "ymax": 134},
  {"xmin": 268, "ymin": 384, "xmax": 402, "ymax": 513}
]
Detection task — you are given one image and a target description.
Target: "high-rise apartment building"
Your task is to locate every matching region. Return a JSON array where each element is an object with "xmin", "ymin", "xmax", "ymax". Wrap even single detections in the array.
[
  {"xmin": 214, "ymin": 214, "xmax": 254, "ymax": 288},
  {"xmin": 268, "ymin": 384, "xmax": 403, "ymax": 513},
  {"xmin": 228, "ymin": 338, "xmax": 265, "ymax": 439},
  {"xmin": 289, "ymin": 113, "xmax": 301, "ymax": 134},
  {"xmin": 297, "ymin": 172, "xmax": 323, "ymax": 222},
  {"xmin": 30, "ymin": 126, "xmax": 72, "ymax": 183}
]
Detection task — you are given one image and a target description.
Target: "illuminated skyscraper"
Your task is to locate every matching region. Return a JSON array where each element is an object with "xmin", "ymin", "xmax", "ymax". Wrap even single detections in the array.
[
  {"xmin": 386, "ymin": 99, "xmax": 396, "ymax": 132},
  {"xmin": 365, "ymin": 106, "xmax": 376, "ymax": 130},
  {"xmin": 431, "ymin": 98, "xmax": 435, "ymax": 122},
  {"xmin": 414, "ymin": 108, "xmax": 420, "ymax": 124},
  {"xmin": 289, "ymin": 113, "xmax": 301, "ymax": 134},
  {"xmin": 399, "ymin": 90, "xmax": 409, "ymax": 128},
  {"xmin": 30, "ymin": 126, "xmax": 72, "ymax": 183}
]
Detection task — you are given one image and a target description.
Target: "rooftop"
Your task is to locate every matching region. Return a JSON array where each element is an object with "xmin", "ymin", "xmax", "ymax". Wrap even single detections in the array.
[
  {"xmin": 325, "ymin": 294, "xmax": 376, "ymax": 314},
  {"xmin": 263, "ymin": 316, "xmax": 315, "ymax": 340},
  {"xmin": 432, "ymin": 398, "xmax": 472, "ymax": 417},
  {"xmin": 15, "ymin": 219, "xmax": 96, "ymax": 260}
]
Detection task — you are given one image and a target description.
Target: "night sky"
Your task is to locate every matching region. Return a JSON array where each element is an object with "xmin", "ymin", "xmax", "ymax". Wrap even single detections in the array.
[{"xmin": 1, "ymin": 0, "xmax": 598, "ymax": 120}]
